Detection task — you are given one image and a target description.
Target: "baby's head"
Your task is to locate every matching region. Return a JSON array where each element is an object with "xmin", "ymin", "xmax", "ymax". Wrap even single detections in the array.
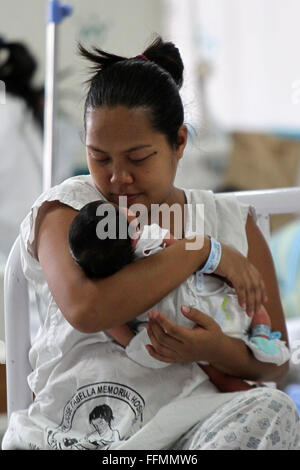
[{"xmin": 68, "ymin": 200, "xmax": 139, "ymax": 279}]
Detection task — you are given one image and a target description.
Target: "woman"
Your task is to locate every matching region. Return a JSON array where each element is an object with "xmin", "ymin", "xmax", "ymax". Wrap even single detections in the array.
[{"xmin": 2, "ymin": 37, "xmax": 299, "ymax": 450}]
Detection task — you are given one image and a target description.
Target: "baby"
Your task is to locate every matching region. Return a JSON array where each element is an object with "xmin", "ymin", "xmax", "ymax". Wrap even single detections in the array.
[{"xmin": 68, "ymin": 200, "xmax": 289, "ymax": 391}]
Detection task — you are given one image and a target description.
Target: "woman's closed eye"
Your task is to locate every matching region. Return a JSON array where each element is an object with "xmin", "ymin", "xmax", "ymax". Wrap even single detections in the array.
[
  {"xmin": 90, "ymin": 151, "xmax": 157, "ymax": 164},
  {"xmin": 92, "ymin": 156, "xmax": 110, "ymax": 164},
  {"xmin": 129, "ymin": 151, "xmax": 157, "ymax": 163}
]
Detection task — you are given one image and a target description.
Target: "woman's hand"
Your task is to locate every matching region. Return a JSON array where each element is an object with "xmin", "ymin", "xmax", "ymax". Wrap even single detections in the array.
[
  {"xmin": 146, "ymin": 306, "xmax": 224, "ymax": 364},
  {"xmin": 214, "ymin": 243, "xmax": 268, "ymax": 317}
]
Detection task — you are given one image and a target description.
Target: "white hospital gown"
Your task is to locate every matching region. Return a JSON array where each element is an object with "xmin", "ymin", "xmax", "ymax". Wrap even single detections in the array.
[{"xmin": 2, "ymin": 175, "xmax": 299, "ymax": 450}]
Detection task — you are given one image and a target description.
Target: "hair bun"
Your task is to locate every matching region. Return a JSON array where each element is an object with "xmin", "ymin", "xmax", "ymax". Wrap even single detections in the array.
[{"xmin": 142, "ymin": 36, "xmax": 184, "ymax": 89}]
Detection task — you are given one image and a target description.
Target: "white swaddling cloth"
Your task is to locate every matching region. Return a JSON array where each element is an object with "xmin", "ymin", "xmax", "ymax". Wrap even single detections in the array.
[{"xmin": 134, "ymin": 223, "xmax": 169, "ymax": 259}]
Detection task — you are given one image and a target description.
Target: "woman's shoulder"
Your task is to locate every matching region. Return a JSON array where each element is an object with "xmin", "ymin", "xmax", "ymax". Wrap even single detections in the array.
[
  {"xmin": 20, "ymin": 175, "xmax": 105, "ymax": 260},
  {"xmin": 183, "ymin": 187, "xmax": 213, "ymax": 200},
  {"xmin": 53, "ymin": 174, "xmax": 97, "ymax": 194},
  {"xmin": 33, "ymin": 174, "xmax": 105, "ymax": 210},
  {"xmin": 186, "ymin": 187, "xmax": 240, "ymax": 205}
]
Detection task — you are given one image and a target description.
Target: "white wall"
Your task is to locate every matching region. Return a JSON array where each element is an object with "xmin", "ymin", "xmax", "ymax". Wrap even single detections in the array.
[
  {"xmin": 193, "ymin": 0, "xmax": 300, "ymax": 131},
  {"xmin": 163, "ymin": 0, "xmax": 300, "ymax": 132}
]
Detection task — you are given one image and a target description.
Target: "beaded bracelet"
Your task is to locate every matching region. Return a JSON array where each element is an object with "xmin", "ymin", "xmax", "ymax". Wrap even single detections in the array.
[{"xmin": 199, "ymin": 236, "xmax": 222, "ymax": 274}]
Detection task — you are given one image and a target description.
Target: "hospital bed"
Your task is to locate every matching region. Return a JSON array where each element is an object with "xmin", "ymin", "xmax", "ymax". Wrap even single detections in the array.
[{"xmin": 3, "ymin": 186, "xmax": 300, "ymax": 420}]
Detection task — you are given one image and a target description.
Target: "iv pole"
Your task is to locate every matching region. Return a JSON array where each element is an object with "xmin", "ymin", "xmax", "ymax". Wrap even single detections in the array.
[{"xmin": 43, "ymin": 0, "xmax": 73, "ymax": 192}]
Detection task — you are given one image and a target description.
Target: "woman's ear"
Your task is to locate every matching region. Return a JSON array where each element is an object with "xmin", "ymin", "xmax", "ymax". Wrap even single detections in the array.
[{"xmin": 176, "ymin": 124, "xmax": 188, "ymax": 160}]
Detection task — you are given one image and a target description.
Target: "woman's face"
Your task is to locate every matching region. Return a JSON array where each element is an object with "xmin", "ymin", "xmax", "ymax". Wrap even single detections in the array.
[{"xmin": 85, "ymin": 106, "xmax": 187, "ymax": 212}]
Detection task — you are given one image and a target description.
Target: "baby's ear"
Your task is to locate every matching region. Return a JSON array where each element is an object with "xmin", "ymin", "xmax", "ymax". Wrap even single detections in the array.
[
  {"xmin": 131, "ymin": 231, "xmax": 141, "ymax": 249},
  {"xmin": 163, "ymin": 232, "xmax": 177, "ymax": 247}
]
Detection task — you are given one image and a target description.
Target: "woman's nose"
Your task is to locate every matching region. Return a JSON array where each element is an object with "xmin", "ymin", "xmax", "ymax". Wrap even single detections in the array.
[{"xmin": 110, "ymin": 166, "xmax": 134, "ymax": 185}]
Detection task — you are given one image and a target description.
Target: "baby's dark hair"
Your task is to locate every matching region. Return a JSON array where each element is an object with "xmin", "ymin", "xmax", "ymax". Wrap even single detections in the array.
[
  {"xmin": 78, "ymin": 36, "xmax": 184, "ymax": 149},
  {"xmin": 68, "ymin": 200, "xmax": 135, "ymax": 279}
]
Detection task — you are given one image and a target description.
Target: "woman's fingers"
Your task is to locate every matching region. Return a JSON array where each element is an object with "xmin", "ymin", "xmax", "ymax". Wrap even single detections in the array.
[
  {"xmin": 244, "ymin": 266, "xmax": 268, "ymax": 316},
  {"xmin": 230, "ymin": 264, "xmax": 267, "ymax": 317},
  {"xmin": 148, "ymin": 311, "xmax": 184, "ymax": 343},
  {"xmin": 145, "ymin": 344, "xmax": 173, "ymax": 363},
  {"xmin": 215, "ymin": 243, "xmax": 268, "ymax": 317},
  {"xmin": 146, "ymin": 307, "xmax": 224, "ymax": 364},
  {"xmin": 146, "ymin": 310, "xmax": 185, "ymax": 361},
  {"xmin": 236, "ymin": 277, "xmax": 258, "ymax": 317},
  {"xmin": 146, "ymin": 320, "xmax": 179, "ymax": 361},
  {"xmin": 180, "ymin": 306, "xmax": 216, "ymax": 330}
]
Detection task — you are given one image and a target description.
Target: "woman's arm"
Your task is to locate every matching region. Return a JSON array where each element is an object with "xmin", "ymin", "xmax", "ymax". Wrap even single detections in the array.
[
  {"xmin": 146, "ymin": 215, "xmax": 290, "ymax": 385},
  {"xmin": 208, "ymin": 214, "xmax": 289, "ymax": 382},
  {"xmin": 245, "ymin": 215, "xmax": 288, "ymax": 345},
  {"xmin": 36, "ymin": 202, "xmax": 211, "ymax": 333},
  {"xmin": 198, "ymin": 364, "xmax": 257, "ymax": 392}
]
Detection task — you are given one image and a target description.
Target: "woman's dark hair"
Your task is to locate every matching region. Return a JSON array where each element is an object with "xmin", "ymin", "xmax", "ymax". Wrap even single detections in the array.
[
  {"xmin": 78, "ymin": 36, "xmax": 184, "ymax": 148},
  {"xmin": 0, "ymin": 39, "xmax": 44, "ymax": 127},
  {"xmin": 68, "ymin": 200, "xmax": 135, "ymax": 279}
]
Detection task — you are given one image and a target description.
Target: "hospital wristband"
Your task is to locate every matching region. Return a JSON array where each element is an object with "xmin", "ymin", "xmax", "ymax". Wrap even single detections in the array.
[
  {"xmin": 199, "ymin": 236, "xmax": 222, "ymax": 274},
  {"xmin": 251, "ymin": 325, "xmax": 282, "ymax": 341},
  {"xmin": 251, "ymin": 324, "xmax": 271, "ymax": 339}
]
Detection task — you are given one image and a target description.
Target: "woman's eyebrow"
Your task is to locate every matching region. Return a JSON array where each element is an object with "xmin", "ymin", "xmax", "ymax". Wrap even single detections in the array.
[{"xmin": 86, "ymin": 144, "xmax": 153, "ymax": 153}]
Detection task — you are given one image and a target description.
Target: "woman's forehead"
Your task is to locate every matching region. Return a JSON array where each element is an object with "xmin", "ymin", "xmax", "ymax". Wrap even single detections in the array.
[
  {"xmin": 85, "ymin": 106, "xmax": 152, "ymax": 132},
  {"xmin": 85, "ymin": 106, "xmax": 168, "ymax": 150}
]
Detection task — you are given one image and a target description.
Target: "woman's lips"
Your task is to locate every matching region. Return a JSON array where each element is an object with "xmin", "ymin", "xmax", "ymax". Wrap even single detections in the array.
[
  {"xmin": 126, "ymin": 194, "xmax": 142, "ymax": 202},
  {"xmin": 113, "ymin": 193, "xmax": 142, "ymax": 203}
]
